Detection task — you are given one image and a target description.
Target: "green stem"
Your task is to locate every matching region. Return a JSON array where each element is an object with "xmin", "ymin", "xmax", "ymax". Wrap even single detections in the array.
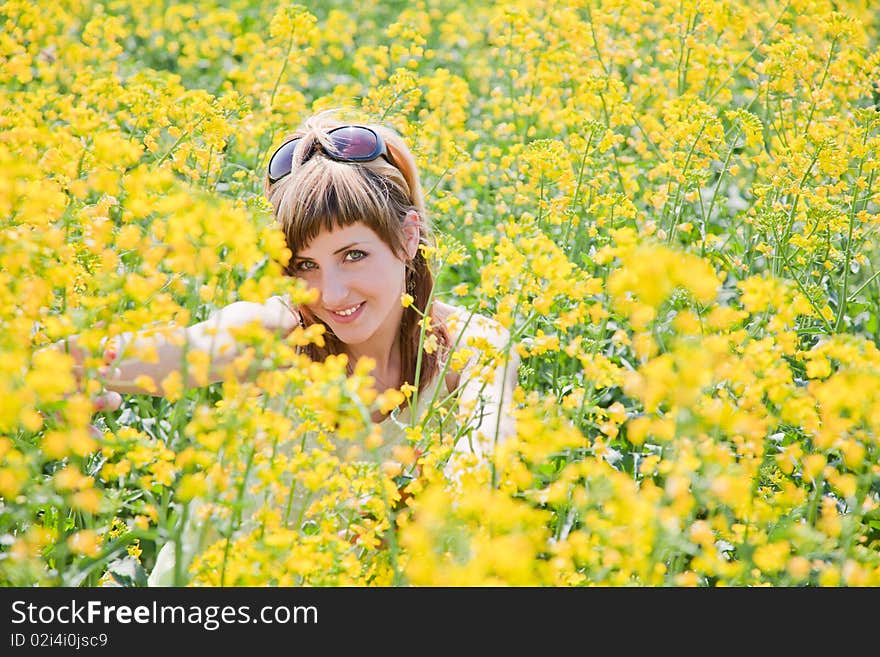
[
  {"xmin": 219, "ymin": 444, "xmax": 256, "ymax": 586},
  {"xmin": 847, "ymin": 266, "xmax": 880, "ymax": 304},
  {"xmin": 567, "ymin": 128, "xmax": 596, "ymax": 221},
  {"xmin": 666, "ymin": 120, "xmax": 707, "ymax": 242},
  {"xmin": 584, "ymin": 11, "xmax": 626, "ymax": 196},
  {"xmin": 834, "ymin": 186, "xmax": 861, "ymax": 332},
  {"xmin": 676, "ymin": 4, "xmax": 697, "ymax": 95},
  {"xmin": 408, "ymin": 258, "xmax": 443, "ymax": 425},
  {"xmin": 269, "ymin": 28, "xmax": 297, "ymax": 111},
  {"xmin": 172, "ymin": 501, "xmax": 189, "ymax": 586},
  {"xmin": 490, "ymin": 295, "xmax": 522, "ymax": 490},
  {"xmin": 700, "ymin": 129, "xmax": 740, "ymax": 257},
  {"xmin": 630, "ymin": 113, "xmax": 664, "ymax": 162},
  {"xmin": 283, "ymin": 433, "xmax": 309, "ymax": 528},
  {"xmin": 773, "ymin": 226, "xmax": 834, "ymax": 333},
  {"xmin": 152, "ymin": 117, "xmax": 205, "ymax": 170},
  {"xmin": 705, "ymin": 0, "xmax": 792, "ymax": 103},
  {"xmin": 778, "ymin": 149, "xmax": 821, "ymax": 251},
  {"xmin": 834, "ymin": 125, "xmax": 870, "ymax": 331},
  {"xmin": 802, "ymin": 37, "xmax": 838, "ymax": 140},
  {"xmin": 422, "ymin": 303, "xmax": 478, "ymax": 419}
]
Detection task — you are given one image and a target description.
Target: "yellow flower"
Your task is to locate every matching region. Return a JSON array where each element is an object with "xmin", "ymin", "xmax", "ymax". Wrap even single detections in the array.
[
  {"xmin": 802, "ymin": 453, "xmax": 826, "ymax": 481},
  {"xmin": 71, "ymin": 489, "xmax": 102, "ymax": 514},
  {"xmin": 68, "ymin": 530, "xmax": 101, "ymax": 557},
  {"xmin": 176, "ymin": 473, "xmax": 208, "ymax": 502},
  {"xmin": 365, "ymin": 425, "xmax": 384, "ymax": 450},
  {"xmin": 186, "ymin": 349, "xmax": 211, "ymax": 386},
  {"xmin": 134, "ymin": 375, "xmax": 158, "ymax": 394},
  {"xmin": 753, "ymin": 542, "xmax": 790, "ymax": 574},
  {"xmin": 786, "ymin": 556, "xmax": 811, "ymax": 582},
  {"xmin": 391, "ymin": 445, "xmax": 417, "ymax": 467},
  {"xmin": 160, "ymin": 371, "xmax": 183, "ymax": 401},
  {"xmin": 423, "ymin": 333, "xmax": 439, "ymax": 354},
  {"xmin": 376, "ymin": 388, "xmax": 406, "ymax": 413}
]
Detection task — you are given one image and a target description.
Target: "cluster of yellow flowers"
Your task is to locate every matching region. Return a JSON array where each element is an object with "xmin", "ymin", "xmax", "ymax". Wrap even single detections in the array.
[{"xmin": 1, "ymin": 0, "xmax": 878, "ymax": 586}]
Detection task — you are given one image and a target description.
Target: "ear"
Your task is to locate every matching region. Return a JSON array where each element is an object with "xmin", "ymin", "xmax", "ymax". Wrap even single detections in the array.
[{"xmin": 402, "ymin": 210, "xmax": 421, "ymax": 260}]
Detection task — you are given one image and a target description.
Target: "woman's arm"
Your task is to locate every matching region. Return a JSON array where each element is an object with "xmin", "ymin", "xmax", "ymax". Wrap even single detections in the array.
[
  {"xmin": 65, "ymin": 296, "xmax": 300, "ymax": 397},
  {"xmin": 446, "ymin": 310, "xmax": 520, "ymax": 461}
]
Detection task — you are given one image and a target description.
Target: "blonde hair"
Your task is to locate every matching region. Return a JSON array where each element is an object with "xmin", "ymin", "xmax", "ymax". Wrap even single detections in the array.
[{"xmin": 264, "ymin": 110, "xmax": 451, "ymax": 397}]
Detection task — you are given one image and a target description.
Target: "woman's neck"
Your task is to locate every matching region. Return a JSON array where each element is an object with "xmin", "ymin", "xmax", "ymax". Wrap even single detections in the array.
[
  {"xmin": 345, "ymin": 303, "xmax": 406, "ymax": 387},
  {"xmin": 347, "ymin": 339, "xmax": 401, "ymax": 389}
]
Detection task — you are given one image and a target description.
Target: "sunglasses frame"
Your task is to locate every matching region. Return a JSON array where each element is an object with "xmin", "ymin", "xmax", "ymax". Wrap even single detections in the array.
[{"xmin": 266, "ymin": 125, "xmax": 390, "ymax": 184}]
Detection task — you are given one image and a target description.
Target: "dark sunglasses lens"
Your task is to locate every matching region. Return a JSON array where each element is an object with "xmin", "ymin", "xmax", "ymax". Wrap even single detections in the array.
[
  {"xmin": 268, "ymin": 139, "xmax": 300, "ymax": 181},
  {"xmin": 328, "ymin": 126, "xmax": 380, "ymax": 159}
]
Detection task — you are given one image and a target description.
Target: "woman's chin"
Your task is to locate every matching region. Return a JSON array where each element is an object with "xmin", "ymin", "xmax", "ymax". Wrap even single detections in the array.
[{"xmin": 326, "ymin": 320, "xmax": 372, "ymax": 344}]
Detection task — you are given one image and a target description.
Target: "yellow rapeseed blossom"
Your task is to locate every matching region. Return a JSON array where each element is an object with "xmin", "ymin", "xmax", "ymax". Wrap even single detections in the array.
[
  {"xmin": 3, "ymin": 0, "xmax": 879, "ymax": 588},
  {"xmin": 67, "ymin": 530, "xmax": 101, "ymax": 558}
]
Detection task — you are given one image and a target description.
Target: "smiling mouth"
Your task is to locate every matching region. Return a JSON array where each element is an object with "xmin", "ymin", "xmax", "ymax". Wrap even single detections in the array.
[{"xmin": 329, "ymin": 302, "xmax": 364, "ymax": 317}]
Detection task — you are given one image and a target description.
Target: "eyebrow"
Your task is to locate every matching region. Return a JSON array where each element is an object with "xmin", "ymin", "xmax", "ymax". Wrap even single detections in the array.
[{"xmin": 296, "ymin": 242, "xmax": 366, "ymax": 261}]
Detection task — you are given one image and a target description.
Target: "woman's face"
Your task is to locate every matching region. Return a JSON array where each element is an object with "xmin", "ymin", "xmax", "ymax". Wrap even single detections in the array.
[{"xmin": 292, "ymin": 221, "xmax": 414, "ymax": 348}]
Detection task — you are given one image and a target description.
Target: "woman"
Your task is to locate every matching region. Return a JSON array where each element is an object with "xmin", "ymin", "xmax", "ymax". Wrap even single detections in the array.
[
  {"xmin": 69, "ymin": 111, "xmax": 520, "ymax": 584},
  {"xmin": 90, "ymin": 112, "xmax": 518, "ymax": 452}
]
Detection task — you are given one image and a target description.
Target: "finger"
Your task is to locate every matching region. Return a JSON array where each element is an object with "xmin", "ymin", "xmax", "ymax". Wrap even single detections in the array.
[
  {"xmin": 97, "ymin": 365, "xmax": 122, "ymax": 381},
  {"xmin": 93, "ymin": 390, "xmax": 122, "ymax": 413},
  {"xmin": 105, "ymin": 391, "xmax": 122, "ymax": 411},
  {"xmin": 43, "ymin": 336, "xmax": 88, "ymax": 388}
]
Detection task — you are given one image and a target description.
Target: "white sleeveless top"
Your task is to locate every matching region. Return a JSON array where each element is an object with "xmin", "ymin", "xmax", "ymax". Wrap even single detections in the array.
[
  {"xmin": 374, "ymin": 368, "xmax": 453, "ymax": 460},
  {"xmin": 143, "ymin": 303, "xmax": 516, "ymax": 586}
]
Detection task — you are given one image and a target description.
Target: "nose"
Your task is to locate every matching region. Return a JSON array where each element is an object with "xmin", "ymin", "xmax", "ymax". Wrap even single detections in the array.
[{"xmin": 319, "ymin": 269, "xmax": 350, "ymax": 308}]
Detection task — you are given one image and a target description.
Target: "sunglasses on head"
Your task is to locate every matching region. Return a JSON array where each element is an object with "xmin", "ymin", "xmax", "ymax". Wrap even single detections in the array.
[{"xmin": 267, "ymin": 125, "xmax": 392, "ymax": 184}]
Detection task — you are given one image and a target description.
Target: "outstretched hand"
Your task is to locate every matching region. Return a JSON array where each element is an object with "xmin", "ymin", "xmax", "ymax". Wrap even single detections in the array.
[
  {"xmin": 86, "ymin": 362, "xmax": 123, "ymax": 438},
  {"xmin": 40, "ymin": 295, "xmax": 300, "ymax": 429},
  {"xmin": 45, "ymin": 333, "xmax": 123, "ymax": 432},
  {"xmin": 264, "ymin": 294, "xmax": 302, "ymax": 336},
  {"xmin": 91, "ymin": 366, "xmax": 123, "ymax": 414}
]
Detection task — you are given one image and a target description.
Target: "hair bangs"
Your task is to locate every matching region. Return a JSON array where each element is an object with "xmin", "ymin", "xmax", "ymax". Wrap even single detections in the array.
[{"xmin": 276, "ymin": 157, "xmax": 407, "ymax": 259}]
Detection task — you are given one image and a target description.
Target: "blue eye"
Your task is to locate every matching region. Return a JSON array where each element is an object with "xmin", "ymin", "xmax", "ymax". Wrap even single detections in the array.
[{"xmin": 294, "ymin": 250, "xmax": 366, "ymax": 272}]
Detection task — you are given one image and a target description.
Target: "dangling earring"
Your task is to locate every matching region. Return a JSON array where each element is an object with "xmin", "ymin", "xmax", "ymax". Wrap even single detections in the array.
[{"xmin": 405, "ymin": 259, "xmax": 416, "ymax": 294}]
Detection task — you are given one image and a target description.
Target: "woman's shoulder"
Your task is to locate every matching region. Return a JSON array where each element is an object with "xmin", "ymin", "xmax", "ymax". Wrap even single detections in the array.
[
  {"xmin": 432, "ymin": 301, "xmax": 520, "ymax": 398},
  {"xmin": 433, "ymin": 301, "xmax": 512, "ymax": 349},
  {"xmin": 433, "ymin": 300, "xmax": 461, "ymax": 326}
]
